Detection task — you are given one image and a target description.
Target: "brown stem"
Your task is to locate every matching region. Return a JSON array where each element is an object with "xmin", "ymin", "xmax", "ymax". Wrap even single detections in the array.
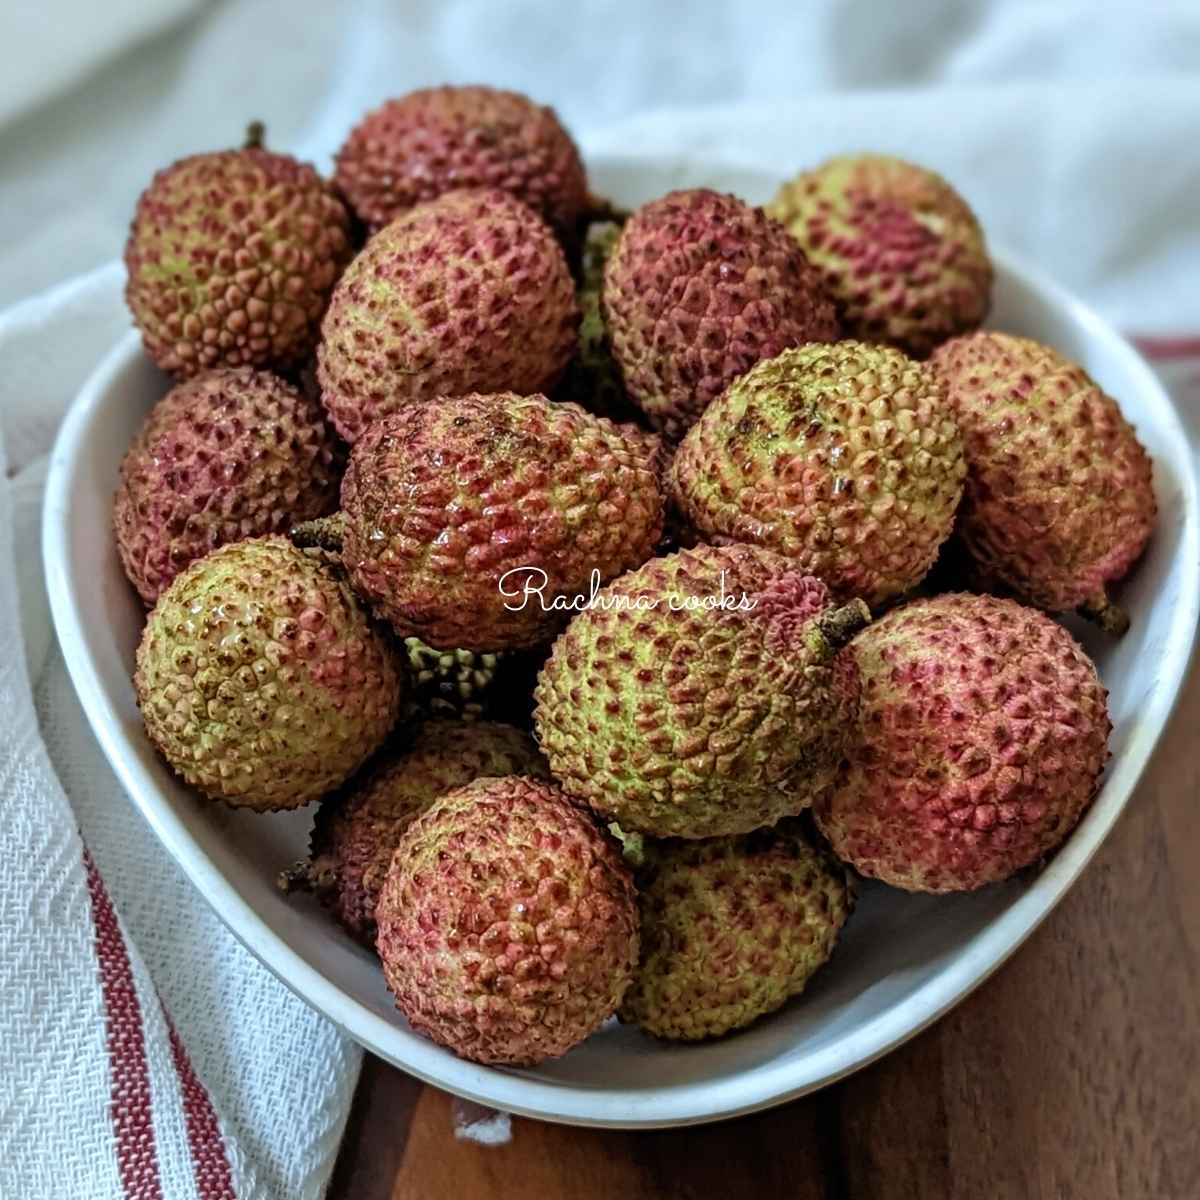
[
  {"xmin": 276, "ymin": 854, "xmax": 336, "ymax": 896},
  {"xmin": 244, "ymin": 121, "xmax": 266, "ymax": 150},
  {"xmin": 1079, "ymin": 591, "xmax": 1130, "ymax": 637},
  {"xmin": 276, "ymin": 859, "xmax": 313, "ymax": 894},
  {"xmin": 291, "ymin": 513, "xmax": 345, "ymax": 554},
  {"xmin": 811, "ymin": 599, "xmax": 872, "ymax": 656},
  {"xmin": 581, "ymin": 194, "xmax": 631, "ymax": 226}
]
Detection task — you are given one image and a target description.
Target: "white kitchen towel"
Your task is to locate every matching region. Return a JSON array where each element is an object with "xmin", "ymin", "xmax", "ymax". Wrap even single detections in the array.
[
  {"xmin": 1, "ymin": 263, "xmax": 359, "ymax": 1200},
  {"xmin": 4, "ymin": 0, "xmax": 1200, "ymax": 309}
]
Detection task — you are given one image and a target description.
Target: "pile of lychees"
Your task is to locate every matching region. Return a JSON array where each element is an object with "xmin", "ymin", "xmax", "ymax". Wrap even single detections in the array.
[{"xmin": 116, "ymin": 85, "xmax": 1155, "ymax": 1066}]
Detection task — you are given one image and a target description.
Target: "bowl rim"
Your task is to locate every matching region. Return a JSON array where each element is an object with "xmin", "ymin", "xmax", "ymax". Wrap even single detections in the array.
[{"xmin": 43, "ymin": 217, "xmax": 1200, "ymax": 1130}]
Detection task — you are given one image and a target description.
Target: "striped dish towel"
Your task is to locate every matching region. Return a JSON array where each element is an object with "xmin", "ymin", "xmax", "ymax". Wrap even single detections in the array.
[{"xmin": 0, "ymin": 263, "xmax": 359, "ymax": 1200}]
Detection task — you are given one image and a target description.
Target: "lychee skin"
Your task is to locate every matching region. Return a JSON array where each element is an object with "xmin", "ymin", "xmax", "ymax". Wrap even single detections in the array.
[
  {"xmin": 767, "ymin": 154, "xmax": 992, "ymax": 357},
  {"xmin": 125, "ymin": 146, "xmax": 352, "ymax": 377},
  {"xmin": 814, "ymin": 593, "xmax": 1111, "ymax": 892},
  {"xmin": 337, "ymin": 393, "xmax": 664, "ymax": 652},
  {"xmin": 308, "ymin": 721, "xmax": 547, "ymax": 946},
  {"xmin": 671, "ymin": 342, "xmax": 965, "ymax": 607},
  {"xmin": 375, "ymin": 775, "xmax": 638, "ymax": 1066},
  {"xmin": 135, "ymin": 536, "xmax": 402, "ymax": 811},
  {"xmin": 930, "ymin": 332, "xmax": 1156, "ymax": 626},
  {"xmin": 533, "ymin": 544, "xmax": 867, "ymax": 840},
  {"xmin": 620, "ymin": 824, "xmax": 853, "ymax": 1040},
  {"xmin": 114, "ymin": 368, "xmax": 343, "ymax": 605},
  {"xmin": 603, "ymin": 189, "xmax": 840, "ymax": 440},
  {"xmin": 317, "ymin": 188, "xmax": 579, "ymax": 443},
  {"xmin": 334, "ymin": 85, "xmax": 588, "ymax": 238}
]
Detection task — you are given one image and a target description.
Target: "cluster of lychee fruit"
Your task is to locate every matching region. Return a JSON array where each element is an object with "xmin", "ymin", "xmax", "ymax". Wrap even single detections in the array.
[{"xmin": 115, "ymin": 85, "xmax": 1155, "ymax": 1066}]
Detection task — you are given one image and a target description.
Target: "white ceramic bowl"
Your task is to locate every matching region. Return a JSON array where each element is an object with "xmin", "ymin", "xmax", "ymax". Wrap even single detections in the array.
[{"xmin": 44, "ymin": 157, "xmax": 1200, "ymax": 1128}]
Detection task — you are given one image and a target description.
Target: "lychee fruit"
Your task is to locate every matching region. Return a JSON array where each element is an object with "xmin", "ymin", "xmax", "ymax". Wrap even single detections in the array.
[
  {"xmin": 375, "ymin": 775, "xmax": 638, "ymax": 1065},
  {"xmin": 399, "ymin": 638, "xmax": 504, "ymax": 723},
  {"xmin": 316, "ymin": 188, "xmax": 579, "ymax": 442},
  {"xmin": 334, "ymin": 85, "xmax": 588, "ymax": 239},
  {"xmin": 671, "ymin": 341, "xmax": 965, "ymax": 607},
  {"xmin": 930, "ymin": 331, "xmax": 1156, "ymax": 634},
  {"xmin": 135, "ymin": 536, "xmax": 402, "ymax": 810},
  {"xmin": 603, "ymin": 188, "xmax": 840, "ymax": 439},
  {"xmin": 114, "ymin": 367, "xmax": 344, "ymax": 605},
  {"xmin": 814, "ymin": 593, "xmax": 1111, "ymax": 892},
  {"xmin": 292, "ymin": 392, "xmax": 664, "ymax": 652},
  {"xmin": 125, "ymin": 125, "xmax": 352, "ymax": 377},
  {"xmin": 767, "ymin": 153, "xmax": 992, "ymax": 357},
  {"xmin": 621, "ymin": 823, "xmax": 853, "ymax": 1040},
  {"xmin": 533, "ymin": 544, "xmax": 870, "ymax": 839}
]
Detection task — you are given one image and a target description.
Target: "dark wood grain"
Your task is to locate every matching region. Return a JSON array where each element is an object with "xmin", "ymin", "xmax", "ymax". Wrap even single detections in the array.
[{"xmin": 329, "ymin": 668, "xmax": 1200, "ymax": 1200}]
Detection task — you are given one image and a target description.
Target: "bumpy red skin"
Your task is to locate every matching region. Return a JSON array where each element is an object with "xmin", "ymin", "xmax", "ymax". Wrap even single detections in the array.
[
  {"xmin": 815, "ymin": 594, "xmax": 1111, "ymax": 892},
  {"xmin": 310, "ymin": 721, "xmax": 547, "ymax": 946},
  {"xmin": 338, "ymin": 393, "xmax": 664, "ymax": 652},
  {"xmin": 317, "ymin": 188, "xmax": 579, "ymax": 443},
  {"xmin": 114, "ymin": 368, "xmax": 343, "ymax": 605},
  {"xmin": 375, "ymin": 776, "xmax": 639, "ymax": 1066},
  {"xmin": 125, "ymin": 148, "xmax": 352, "ymax": 376},
  {"xmin": 603, "ymin": 189, "xmax": 840, "ymax": 440},
  {"xmin": 670, "ymin": 342, "xmax": 965, "ymax": 607},
  {"xmin": 930, "ymin": 332, "xmax": 1156, "ymax": 617},
  {"xmin": 334, "ymin": 85, "xmax": 588, "ymax": 237},
  {"xmin": 533, "ymin": 545, "xmax": 864, "ymax": 839},
  {"xmin": 767, "ymin": 155, "xmax": 992, "ymax": 358}
]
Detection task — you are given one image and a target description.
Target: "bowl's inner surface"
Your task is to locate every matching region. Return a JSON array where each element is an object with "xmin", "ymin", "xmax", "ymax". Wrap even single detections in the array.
[{"xmin": 45, "ymin": 158, "xmax": 1196, "ymax": 1123}]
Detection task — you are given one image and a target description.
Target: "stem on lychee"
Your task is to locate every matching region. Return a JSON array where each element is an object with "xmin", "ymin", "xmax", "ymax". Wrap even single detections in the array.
[
  {"xmin": 1079, "ymin": 591, "xmax": 1130, "ymax": 637},
  {"xmin": 810, "ymin": 598, "xmax": 872, "ymax": 658},
  {"xmin": 580, "ymin": 193, "xmax": 630, "ymax": 227},
  {"xmin": 244, "ymin": 121, "xmax": 266, "ymax": 150},
  {"xmin": 291, "ymin": 513, "xmax": 345, "ymax": 554},
  {"xmin": 276, "ymin": 855, "xmax": 336, "ymax": 896}
]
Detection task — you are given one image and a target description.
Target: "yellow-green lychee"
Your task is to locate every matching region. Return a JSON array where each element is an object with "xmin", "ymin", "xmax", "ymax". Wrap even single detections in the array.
[
  {"xmin": 533, "ymin": 544, "xmax": 869, "ymax": 838},
  {"xmin": 135, "ymin": 536, "xmax": 401, "ymax": 809},
  {"xmin": 670, "ymin": 342, "xmax": 965, "ymax": 607},
  {"xmin": 621, "ymin": 824, "xmax": 853, "ymax": 1040}
]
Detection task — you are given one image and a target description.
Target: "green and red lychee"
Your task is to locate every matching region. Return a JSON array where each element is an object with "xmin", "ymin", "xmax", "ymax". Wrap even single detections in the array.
[
  {"xmin": 125, "ymin": 127, "xmax": 352, "ymax": 376},
  {"xmin": 114, "ymin": 367, "xmax": 343, "ymax": 605},
  {"xmin": 334, "ymin": 85, "xmax": 588, "ymax": 239},
  {"xmin": 767, "ymin": 153, "xmax": 992, "ymax": 357},
  {"xmin": 534, "ymin": 544, "xmax": 869, "ymax": 839},
  {"xmin": 930, "ymin": 331, "xmax": 1156, "ymax": 633},
  {"xmin": 316, "ymin": 188, "xmax": 579, "ymax": 442}
]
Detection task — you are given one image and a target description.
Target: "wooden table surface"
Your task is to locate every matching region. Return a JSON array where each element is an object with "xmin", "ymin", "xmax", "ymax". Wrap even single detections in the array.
[{"xmin": 329, "ymin": 664, "xmax": 1200, "ymax": 1200}]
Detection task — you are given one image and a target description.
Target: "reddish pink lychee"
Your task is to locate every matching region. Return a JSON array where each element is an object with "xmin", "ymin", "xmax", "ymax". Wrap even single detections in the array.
[
  {"xmin": 375, "ymin": 775, "xmax": 638, "ymax": 1065},
  {"xmin": 603, "ymin": 189, "xmax": 839, "ymax": 440},
  {"xmin": 814, "ymin": 593, "xmax": 1110, "ymax": 892}
]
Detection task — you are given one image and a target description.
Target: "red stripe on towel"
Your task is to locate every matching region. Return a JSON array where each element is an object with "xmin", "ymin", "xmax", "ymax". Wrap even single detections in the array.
[
  {"xmin": 165, "ymin": 1016, "xmax": 237, "ymax": 1200},
  {"xmin": 84, "ymin": 851, "xmax": 164, "ymax": 1200},
  {"xmin": 1131, "ymin": 335, "xmax": 1200, "ymax": 362}
]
